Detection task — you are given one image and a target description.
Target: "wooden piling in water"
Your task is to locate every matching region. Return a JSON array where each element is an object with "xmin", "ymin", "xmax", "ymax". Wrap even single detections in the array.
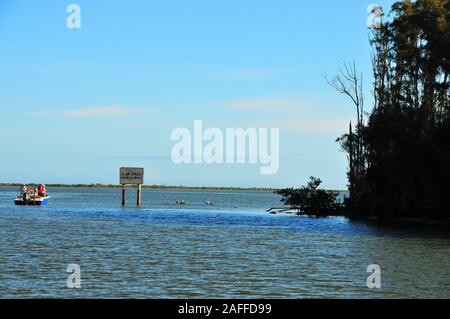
[
  {"xmin": 137, "ymin": 184, "xmax": 141, "ymax": 207},
  {"xmin": 122, "ymin": 187, "xmax": 126, "ymax": 207}
]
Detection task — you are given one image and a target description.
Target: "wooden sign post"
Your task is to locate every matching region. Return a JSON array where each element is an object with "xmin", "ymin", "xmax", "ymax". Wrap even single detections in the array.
[
  {"xmin": 120, "ymin": 167, "xmax": 144, "ymax": 207},
  {"xmin": 137, "ymin": 184, "xmax": 142, "ymax": 207}
]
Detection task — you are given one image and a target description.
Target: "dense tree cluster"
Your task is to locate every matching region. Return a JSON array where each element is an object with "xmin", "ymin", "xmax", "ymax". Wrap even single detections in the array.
[
  {"xmin": 277, "ymin": 1, "xmax": 450, "ymax": 221},
  {"xmin": 342, "ymin": 0, "xmax": 450, "ymax": 220}
]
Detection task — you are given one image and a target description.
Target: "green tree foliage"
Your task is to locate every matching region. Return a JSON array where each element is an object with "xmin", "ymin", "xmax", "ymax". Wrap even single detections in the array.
[{"xmin": 276, "ymin": 177, "xmax": 342, "ymax": 215}]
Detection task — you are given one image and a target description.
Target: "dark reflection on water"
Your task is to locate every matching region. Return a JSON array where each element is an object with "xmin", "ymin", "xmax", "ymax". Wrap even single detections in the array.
[{"xmin": 0, "ymin": 187, "xmax": 449, "ymax": 298}]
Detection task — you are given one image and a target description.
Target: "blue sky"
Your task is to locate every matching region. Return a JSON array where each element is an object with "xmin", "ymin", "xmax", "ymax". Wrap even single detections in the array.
[{"xmin": 0, "ymin": 0, "xmax": 395, "ymax": 189}]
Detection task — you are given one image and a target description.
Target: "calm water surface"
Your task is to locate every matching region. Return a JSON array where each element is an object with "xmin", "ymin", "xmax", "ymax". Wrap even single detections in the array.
[{"xmin": 0, "ymin": 186, "xmax": 449, "ymax": 298}]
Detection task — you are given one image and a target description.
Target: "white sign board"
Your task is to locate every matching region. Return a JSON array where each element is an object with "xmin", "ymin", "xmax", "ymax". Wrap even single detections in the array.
[{"xmin": 120, "ymin": 167, "xmax": 144, "ymax": 185}]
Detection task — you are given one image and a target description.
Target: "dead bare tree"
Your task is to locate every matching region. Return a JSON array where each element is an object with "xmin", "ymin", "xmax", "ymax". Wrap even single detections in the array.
[
  {"xmin": 326, "ymin": 61, "xmax": 365, "ymax": 129},
  {"xmin": 325, "ymin": 62, "xmax": 366, "ymax": 213}
]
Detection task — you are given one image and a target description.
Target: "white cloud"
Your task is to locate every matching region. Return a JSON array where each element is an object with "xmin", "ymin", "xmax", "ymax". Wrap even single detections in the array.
[
  {"xmin": 220, "ymin": 96, "xmax": 352, "ymax": 133},
  {"xmin": 65, "ymin": 106, "xmax": 129, "ymax": 118},
  {"xmin": 27, "ymin": 105, "xmax": 146, "ymax": 119},
  {"xmin": 277, "ymin": 118, "xmax": 350, "ymax": 133}
]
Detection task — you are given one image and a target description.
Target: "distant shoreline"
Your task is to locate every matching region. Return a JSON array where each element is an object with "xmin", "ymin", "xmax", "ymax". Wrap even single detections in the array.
[
  {"xmin": 0, "ymin": 183, "xmax": 347, "ymax": 193},
  {"xmin": 0, "ymin": 183, "xmax": 276, "ymax": 192}
]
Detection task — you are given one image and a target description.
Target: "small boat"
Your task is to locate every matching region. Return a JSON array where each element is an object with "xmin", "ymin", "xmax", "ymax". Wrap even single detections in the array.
[{"xmin": 15, "ymin": 194, "xmax": 51, "ymax": 206}]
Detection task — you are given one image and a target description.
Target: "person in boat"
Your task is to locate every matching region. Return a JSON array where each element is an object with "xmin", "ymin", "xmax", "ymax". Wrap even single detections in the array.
[
  {"xmin": 37, "ymin": 184, "xmax": 46, "ymax": 197},
  {"xmin": 20, "ymin": 184, "xmax": 27, "ymax": 195}
]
